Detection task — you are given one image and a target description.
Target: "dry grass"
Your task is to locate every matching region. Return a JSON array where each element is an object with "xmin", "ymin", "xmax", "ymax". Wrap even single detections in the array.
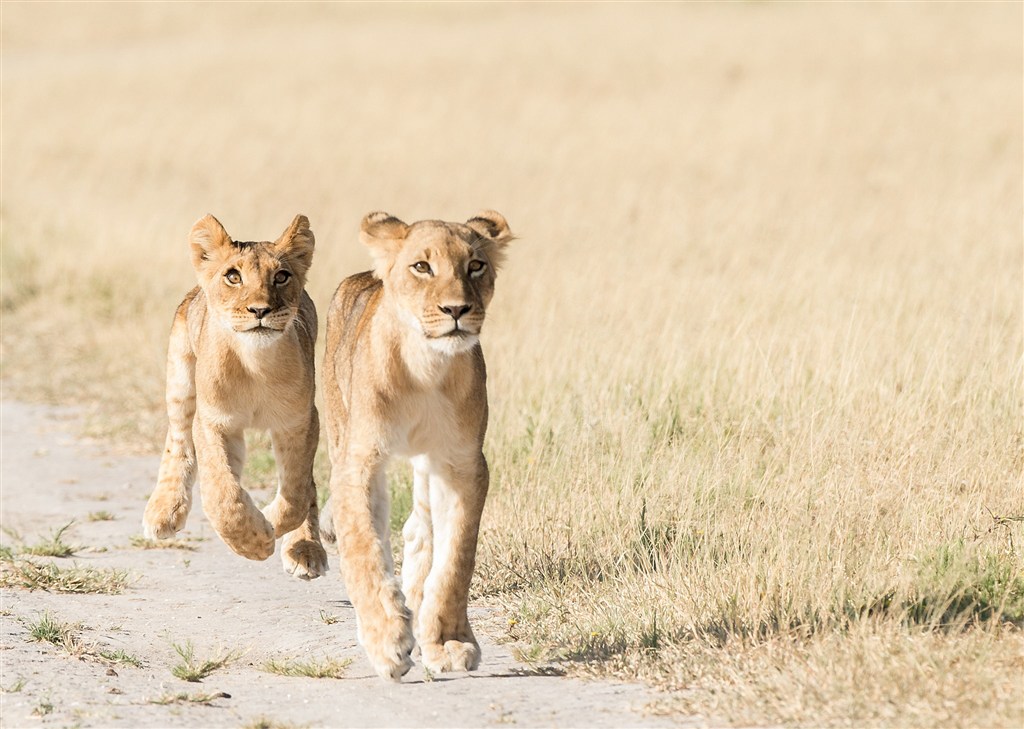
[
  {"xmin": 97, "ymin": 648, "xmax": 143, "ymax": 668},
  {"xmin": 261, "ymin": 655, "xmax": 352, "ymax": 680},
  {"xmin": 317, "ymin": 610, "xmax": 340, "ymax": 625},
  {"xmin": 149, "ymin": 690, "xmax": 230, "ymax": 706},
  {"xmin": 31, "ymin": 698, "xmax": 54, "ymax": 717},
  {"xmin": 129, "ymin": 535, "xmax": 198, "ymax": 551},
  {"xmin": 242, "ymin": 718, "xmax": 307, "ymax": 729},
  {"xmin": 0, "ymin": 558, "xmax": 131, "ymax": 594},
  {"xmin": 1, "ymin": 3, "xmax": 1021, "ymax": 727}
]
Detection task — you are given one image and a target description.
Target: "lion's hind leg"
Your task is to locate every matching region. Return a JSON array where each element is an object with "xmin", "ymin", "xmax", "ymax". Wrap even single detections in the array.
[
  {"xmin": 281, "ymin": 495, "xmax": 328, "ymax": 580},
  {"xmin": 416, "ymin": 455, "xmax": 488, "ymax": 673},
  {"xmin": 402, "ymin": 458, "xmax": 433, "ymax": 627},
  {"xmin": 143, "ymin": 308, "xmax": 197, "ymax": 540}
]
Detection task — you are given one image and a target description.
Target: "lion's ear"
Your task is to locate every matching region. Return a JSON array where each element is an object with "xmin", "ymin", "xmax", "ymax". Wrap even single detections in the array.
[
  {"xmin": 359, "ymin": 212, "xmax": 409, "ymax": 278},
  {"xmin": 466, "ymin": 210, "xmax": 513, "ymax": 270},
  {"xmin": 188, "ymin": 214, "xmax": 232, "ymax": 272},
  {"xmin": 275, "ymin": 214, "xmax": 315, "ymax": 277}
]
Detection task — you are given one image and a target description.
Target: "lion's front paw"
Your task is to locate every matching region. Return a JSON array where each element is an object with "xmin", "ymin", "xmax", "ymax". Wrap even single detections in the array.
[
  {"xmin": 420, "ymin": 638, "xmax": 480, "ymax": 673},
  {"xmin": 216, "ymin": 516, "xmax": 276, "ymax": 561},
  {"xmin": 360, "ymin": 608, "xmax": 415, "ymax": 681},
  {"xmin": 281, "ymin": 534, "xmax": 328, "ymax": 580},
  {"xmin": 142, "ymin": 491, "xmax": 190, "ymax": 539}
]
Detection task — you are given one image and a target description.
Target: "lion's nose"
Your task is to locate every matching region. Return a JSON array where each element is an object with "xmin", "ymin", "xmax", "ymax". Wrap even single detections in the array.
[
  {"xmin": 438, "ymin": 304, "xmax": 471, "ymax": 321},
  {"xmin": 248, "ymin": 306, "xmax": 271, "ymax": 320}
]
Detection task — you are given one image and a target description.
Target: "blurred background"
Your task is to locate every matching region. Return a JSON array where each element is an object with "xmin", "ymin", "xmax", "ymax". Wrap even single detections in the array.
[{"xmin": 2, "ymin": 3, "xmax": 1021, "ymax": 726}]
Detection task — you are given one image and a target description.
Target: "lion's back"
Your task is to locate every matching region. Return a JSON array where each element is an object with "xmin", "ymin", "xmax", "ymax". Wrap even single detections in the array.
[
  {"xmin": 322, "ymin": 272, "xmax": 382, "ymax": 439},
  {"xmin": 325, "ymin": 271, "xmax": 381, "ymax": 363}
]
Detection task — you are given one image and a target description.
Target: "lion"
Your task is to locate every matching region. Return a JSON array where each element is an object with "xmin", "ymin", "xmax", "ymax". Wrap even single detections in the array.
[
  {"xmin": 319, "ymin": 210, "xmax": 513, "ymax": 680},
  {"xmin": 142, "ymin": 213, "xmax": 327, "ymax": 580}
]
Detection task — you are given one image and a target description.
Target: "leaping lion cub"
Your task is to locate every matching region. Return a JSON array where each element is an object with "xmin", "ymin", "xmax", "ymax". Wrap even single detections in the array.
[
  {"xmin": 143, "ymin": 214, "xmax": 327, "ymax": 580},
  {"xmin": 320, "ymin": 211, "xmax": 512, "ymax": 680}
]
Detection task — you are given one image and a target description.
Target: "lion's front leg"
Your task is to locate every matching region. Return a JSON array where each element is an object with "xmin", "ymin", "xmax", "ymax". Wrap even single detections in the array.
[
  {"xmin": 195, "ymin": 418, "xmax": 275, "ymax": 560},
  {"xmin": 417, "ymin": 454, "xmax": 488, "ymax": 673},
  {"xmin": 263, "ymin": 407, "xmax": 319, "ymax": 537},
  {"xmin": 333, "ymin": 452, "xmax": 414, "ymax": 681}
]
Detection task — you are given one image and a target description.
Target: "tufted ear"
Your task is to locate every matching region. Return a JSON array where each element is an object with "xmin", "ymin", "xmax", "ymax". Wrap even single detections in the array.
[
  {"xmin": 275, "ymin": 214, "xmax": 315, "ymax": 277},
  {"xmin": 466, "ymin": 210, "xmax": 513, "ymax": 270},
  {"xmin": 188, "ymin": 214, "xmax": 232, "ymax": 273},
  {"xmin": 359, "ymin": 212, "xmax": 409, "ymax": 278}
]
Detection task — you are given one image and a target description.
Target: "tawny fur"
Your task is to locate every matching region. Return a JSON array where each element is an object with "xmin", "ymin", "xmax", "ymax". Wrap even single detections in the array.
[
  {"xmin": 320, "ymin": 210, "xmax": 512, "ymax": 680},
  {"xmin": 142, "ymin": 214, "xmax": 327, "ymax": 580}
]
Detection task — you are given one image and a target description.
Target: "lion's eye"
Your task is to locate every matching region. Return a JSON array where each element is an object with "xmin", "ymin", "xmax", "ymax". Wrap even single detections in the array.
[
  {"xmin": 225, "ymin": 269, "xmax": 242, "ymax": 285},
  {"xmin": 468, "ymin": 260, "xmax": 486, "ymax": 275},
  {"xmin": 412, "ymin": 261, "xmax": 433, "ymax": 276},
  {"xmin": 273, "ymin": 270, "xmax": 291, "ymax": 285}
]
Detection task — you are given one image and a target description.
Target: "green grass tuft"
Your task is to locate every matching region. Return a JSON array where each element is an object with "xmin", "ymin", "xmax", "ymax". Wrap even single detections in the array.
[
  {"xmin": 26, "ymin": 612, "xmax": 87, "ymax": 658},
  {"xmin": 905, "ymin": 541, "xmax": 1024, "ymax": 626},
  {"xmin": 1, "ymin": 677, "xmax": 26, "ymax": 693},
  {"xmin": 99, "ymin": 648, "xmax": 143, "ymax": 668},
  {"xmin": 170, "ymin": 640, "xmax": 238, "ymax": 682},
  {"xmin": 11, "ymin": 521, "xmax": 78, "ymax": 558}
]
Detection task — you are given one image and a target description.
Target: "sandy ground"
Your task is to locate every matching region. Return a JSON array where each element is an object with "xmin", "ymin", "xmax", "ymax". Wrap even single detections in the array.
[{"xmin": 0, "ymin": 400, "xmax": 689, "ymax": 729}]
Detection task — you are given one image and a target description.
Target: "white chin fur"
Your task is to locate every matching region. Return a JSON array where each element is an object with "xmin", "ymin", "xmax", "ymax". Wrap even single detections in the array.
[
  {"xmin": 426, "ymin": 334, "xmax": 479, "ymax": 355},
  {"xmin": 236, "ymin": 328, "xmax": 283, "ymax": 349}
]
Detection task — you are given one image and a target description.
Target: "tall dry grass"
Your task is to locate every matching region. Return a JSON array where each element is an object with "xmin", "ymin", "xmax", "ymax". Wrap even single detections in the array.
[{"xmin": 2, "ymin": 3, "xmax": 1022, "ymax": 726}]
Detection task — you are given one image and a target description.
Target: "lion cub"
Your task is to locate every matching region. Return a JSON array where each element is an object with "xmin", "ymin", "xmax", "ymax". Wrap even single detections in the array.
[
  {"xmin": 143, "ymin": 214, "xmax": 327, "ymax": 580},
  {"xmin": 320, "ymin": 211, "xmax": 512, "ymax": 680}
]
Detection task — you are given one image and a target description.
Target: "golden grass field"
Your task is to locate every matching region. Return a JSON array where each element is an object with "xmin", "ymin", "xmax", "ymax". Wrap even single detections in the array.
[{"xmin": 2, "ymin": 2, "xmax": 1022, "ymax": 726}]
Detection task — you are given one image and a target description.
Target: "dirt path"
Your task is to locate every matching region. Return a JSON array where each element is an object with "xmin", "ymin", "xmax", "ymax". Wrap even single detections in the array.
[{"xmin": 0, "ymin": 401, "xmax": 686, "ymax": 728}]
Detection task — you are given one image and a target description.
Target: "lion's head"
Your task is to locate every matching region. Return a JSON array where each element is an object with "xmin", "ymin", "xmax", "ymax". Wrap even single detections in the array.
[
  {"xmin": 188, "ymin": 214, "xmax": 315, "ymax": 344},
  {"xmin": 360, "ymin": 211, "xmax": 512, "ymax": 355}
]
